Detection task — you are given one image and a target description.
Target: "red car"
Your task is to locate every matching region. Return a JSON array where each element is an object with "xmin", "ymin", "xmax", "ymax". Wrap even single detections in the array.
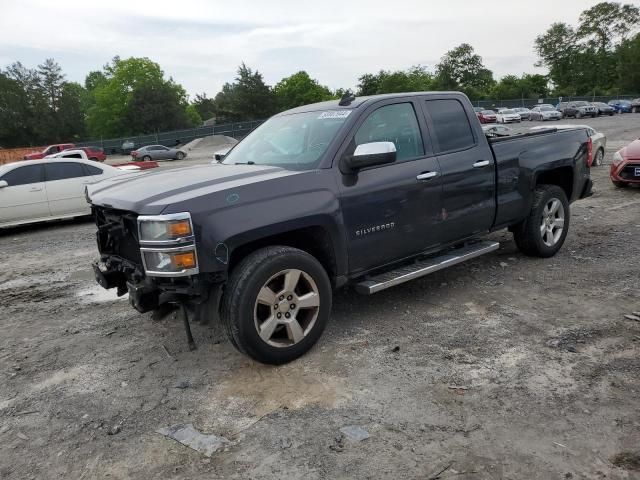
[
  {"xmin": 74, "ymin": 146, "xmax": 107, "ymax": 162},
  {"xmin": 477, "ymin": 110, "xmax": 497, "ymax": 124},
  {"xmin": 23, "ymin": 143, "xmax": 75, "ymax": 160},
  {"xmin": 611, "ymin": 138, "xmax": 640, "ymax": 188}
]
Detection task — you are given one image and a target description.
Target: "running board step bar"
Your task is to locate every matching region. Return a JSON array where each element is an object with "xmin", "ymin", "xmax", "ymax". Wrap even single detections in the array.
[{"xmin": 355, "ymin": 241, "xmax": 500, "ymax": 295}]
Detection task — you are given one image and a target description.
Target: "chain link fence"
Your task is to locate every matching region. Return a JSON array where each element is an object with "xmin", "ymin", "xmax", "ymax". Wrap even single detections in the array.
[{"xmin": 75, "ymin": 120, "xmax": 265, "ymax": 155}]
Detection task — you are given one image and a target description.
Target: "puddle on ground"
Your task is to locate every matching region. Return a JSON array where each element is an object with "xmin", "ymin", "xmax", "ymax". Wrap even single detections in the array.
[
  {"xmin": 205, "ymin": 364, "xmax": 347, "ymax": 434},
  {"xmin": 76, "ymin": 285, "xmax": 125, "ymax": 304}
]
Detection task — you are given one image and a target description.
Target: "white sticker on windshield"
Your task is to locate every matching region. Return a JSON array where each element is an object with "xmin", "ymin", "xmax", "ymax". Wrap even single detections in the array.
[{"xmin": 317, "ymin": 110, "xmax": 351, "ymax": 119}]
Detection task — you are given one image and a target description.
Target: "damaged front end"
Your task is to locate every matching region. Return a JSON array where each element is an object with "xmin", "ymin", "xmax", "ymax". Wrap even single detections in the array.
[{"xmin": 91, "ymin": 207, "xmax": 218, "ymax": 317}]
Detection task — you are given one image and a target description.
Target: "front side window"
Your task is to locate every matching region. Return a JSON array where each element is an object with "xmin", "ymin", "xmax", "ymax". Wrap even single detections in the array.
[
  {"xmin": 354, "ymin": 103, "xmax": 424, "ymax": 162},
  {"xmin": 1, "ymin": 165, "xmax": 44, "ymax": 186},
  {"xmin": 223, "ymin": 110, "xmax": 350, "ymax": 170},
  {"xmin": 426, "ymin": 99, "xmax": 475, "ymax": 153},
  {"xmin": 45, "ymin": 162, "xmax": 88, "ymax": 181}
]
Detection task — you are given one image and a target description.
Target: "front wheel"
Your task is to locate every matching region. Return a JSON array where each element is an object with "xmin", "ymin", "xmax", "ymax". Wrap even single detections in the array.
[
  {"xmin": 142, "ymin": 155, "xmax": 151, "ymax": 161},
  {"xmin": 221, "ymin": 246, "xmax": 332, "ymax": 364},
  {"xmin": 175, "ymin": 152, "xmax": 185, "ymax": 160},
  {"xmin": 512, "ymin": 185, "xmax": 570, "ymax": 258}
]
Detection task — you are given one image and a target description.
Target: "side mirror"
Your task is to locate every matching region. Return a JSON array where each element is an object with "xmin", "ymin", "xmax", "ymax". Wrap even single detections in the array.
[
  {"xmin": 214, "ymin": 153, "xmax": 225, "ymax": 162},
  {"xmin": 0, "ymin": 180, "xmax": 7, "ymax": 188},
  {"xmin": 342, "ymin": 141, "xmax": 396, "ymax": 173}
]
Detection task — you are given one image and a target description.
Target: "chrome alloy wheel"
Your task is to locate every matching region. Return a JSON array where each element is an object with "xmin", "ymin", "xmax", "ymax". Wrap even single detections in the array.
[
  {"xmin": 254, "ymin": 269, "xmax": 320, "ymax": 347},
  {"xmin": 540, "ymin": 198, "xmax": 565, "ymax": 247}
]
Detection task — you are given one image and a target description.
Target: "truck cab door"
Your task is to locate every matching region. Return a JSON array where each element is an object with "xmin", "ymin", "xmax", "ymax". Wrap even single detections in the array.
[
  {"xmin": 420, "ymin": 98, "xmax": 495, "ymax": 245},
  {"xmin": 337, "ymin": 99, "xmax": 443, "ymax": 275}
]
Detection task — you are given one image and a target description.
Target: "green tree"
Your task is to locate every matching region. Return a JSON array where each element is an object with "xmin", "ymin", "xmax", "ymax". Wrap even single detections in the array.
[
  {"xmin": 0, "ymin": 72, "xmax": 31, "ymax": 147},
  {"xmin": 434, "ymin": 44, "xmax": 494, "ymax": 98},
  {"xmin": 87, "ymin": 57, "xmax": 196, "ymax": 137},
  {"xmin": 616, "ymin": 33, "xmax": 640, "ymax": 93},
  {"xmin": 535, "ymin": 23, "xmax": 580, "ymax": 94},
  {"xmin": 213, "ymin": 63, "xmax": 277, "ymax": 122},
  {"xmin": 192, "ymin": 93, "xmax": 216, "ymax": 121},
  {"xmin": 577, "ymin": 2, "xmax": 640, "ymax": 53},
  {"xmin": 57, "ymin": 82, "xmax": 86, "ymax": 141},
  {"xmin": 356, "ymin": 66, "xmax": 433, "ymax": 95},
  {"xmin": 273, "ymin": 71, "xmax": 333, "ymax": 110}
]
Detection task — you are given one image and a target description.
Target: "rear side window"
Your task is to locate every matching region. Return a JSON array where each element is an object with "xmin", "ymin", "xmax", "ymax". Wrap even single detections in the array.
[
  {"xmin": 45, "ymin": 162, "xmax": 89, "ymax": 181},
  {"xmin": 425, "ymin": 100, "xmax": 475, "ymax": 153},
  {"xmin": 354, "ymin": 103, "xmax": 425, "ymax": 162},
  {"xmin": 1, "ymin": 165, "xmax": 44, "ymax": 186},
  {"xmin": 84, "ymin": 164, "xmax": 103, "ymax": 175}
]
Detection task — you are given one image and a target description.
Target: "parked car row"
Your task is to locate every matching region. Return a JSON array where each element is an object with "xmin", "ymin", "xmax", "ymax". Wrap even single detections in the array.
[
  {"xmin": 23, "ymin": 143, "xmax": 188, "ymax": 162},
  {"xmin": 475, "ymin": 98, "xmax": 640, "ymax": 123}
]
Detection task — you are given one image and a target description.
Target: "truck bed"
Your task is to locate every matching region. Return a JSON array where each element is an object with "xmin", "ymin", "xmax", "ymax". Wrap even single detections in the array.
[{"xmin": 487, "ymin": 127, "xmax": 591, "ymax": 229}]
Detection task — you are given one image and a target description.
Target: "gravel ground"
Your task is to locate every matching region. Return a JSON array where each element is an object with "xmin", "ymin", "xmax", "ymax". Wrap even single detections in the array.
[{"xmin": 1, "ymin": 114, "xmax": 639, "ymax": 479}]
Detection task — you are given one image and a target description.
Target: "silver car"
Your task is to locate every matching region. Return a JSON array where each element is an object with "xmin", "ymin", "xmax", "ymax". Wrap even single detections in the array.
[
  {"xmin": 531, "ymin": 124, "xmax": 606, "ymax": 166},
  {"xmin": 529, "ymin": 106, "xmax": 562, "ymax": 121},
  {"xmin": 514, "ymin": 107, "xmax": 531, "ymax": 120},
  {"xmin": 132, "ymin": 145, "xmax": 187, "ymax": 161}
]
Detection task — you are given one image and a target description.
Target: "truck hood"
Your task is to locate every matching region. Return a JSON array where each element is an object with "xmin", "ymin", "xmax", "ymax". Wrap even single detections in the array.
[{"xmin": 87, "ymin": 163, "xmax": 303, "ymax": 214}]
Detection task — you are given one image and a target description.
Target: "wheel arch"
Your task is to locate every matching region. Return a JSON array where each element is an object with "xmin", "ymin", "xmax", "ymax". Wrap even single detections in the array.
[
  {"xmin": 534, "ymin": 166, "xmax": 574, "ymax": 200},
  {"xmin": 227, "ymin": 224, "xmax": 345, "ymax": 287}
]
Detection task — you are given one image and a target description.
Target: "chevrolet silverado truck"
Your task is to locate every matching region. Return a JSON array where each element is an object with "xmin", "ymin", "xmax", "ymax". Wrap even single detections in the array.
[{"xmin": 87, "ymin": 92, "xmax": 593, "ymax": 364}]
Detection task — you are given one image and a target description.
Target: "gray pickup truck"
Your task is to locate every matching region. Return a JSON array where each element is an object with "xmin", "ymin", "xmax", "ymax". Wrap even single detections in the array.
[{"xmin": 88, "ymin": 92, "xmax": 593, "ymax": 364}]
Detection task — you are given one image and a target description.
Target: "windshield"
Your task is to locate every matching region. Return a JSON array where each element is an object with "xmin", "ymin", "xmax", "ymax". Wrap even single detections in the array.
[
  {"xmin": 540, "ymin": 106, "xmax": 554, "ymax": 111},
  {"xmin": 502, "ymin": 109, "xmax": 515, "ymax": 114},
  {"xmin": 481, "ymin": 110, "xmax": 494, "ymax": 115},
  {"xmin": 574, "ymin": 101, "xmax": 589, "ymax": 106},
  {"xmin": 222, "ymin": 110, "xmax": 350, "ymax": 170}
]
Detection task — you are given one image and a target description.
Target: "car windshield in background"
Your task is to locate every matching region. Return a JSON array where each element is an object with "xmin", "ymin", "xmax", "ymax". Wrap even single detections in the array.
[
  {"xmin": 502, "ymin": 109, "xmax": 516, "ymax": 114},
  {"xmin": 574, "ymin": 101, "xmax": 589, "ymax": 106},
  {"xmin": 540, "ymin": 106, "xmax": 555, "ymax": 111},
  {"xmin": 222, "ymin": 110, "xmax": 349, "ymax": 170},
  {"xmin": 481, "ymin": 110, "xmax": 494, "ymax": 115}
]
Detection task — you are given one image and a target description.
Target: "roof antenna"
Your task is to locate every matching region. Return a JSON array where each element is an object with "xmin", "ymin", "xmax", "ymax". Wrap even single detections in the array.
[{"xmin": 339, "ymin": 90, "xmax": 356, "ymax": 106}]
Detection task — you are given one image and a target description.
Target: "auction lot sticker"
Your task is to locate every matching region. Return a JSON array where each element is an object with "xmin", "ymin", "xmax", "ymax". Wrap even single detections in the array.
[{"xmin": 318, "ymin": 110, "xmax": 351, "ymax": 119}]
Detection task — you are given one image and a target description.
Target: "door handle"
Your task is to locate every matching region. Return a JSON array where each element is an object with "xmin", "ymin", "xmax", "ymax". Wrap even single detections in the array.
[
  {"xmin": 473, "ymin": 160, "xmax": 490, "ymax": 168},
  {"xmin": 29, "ymin": 187, "xmax": 42, "ymax": 192},
  {"xmin": 416, "ymin": 171, "xmax": 438, "ymax": 181}
]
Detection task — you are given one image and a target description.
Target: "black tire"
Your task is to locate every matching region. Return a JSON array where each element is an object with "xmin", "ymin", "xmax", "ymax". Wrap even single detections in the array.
[
  {"xmin": 512, "ymin": 185, "xmax": 570, "ymax": 258},
  {"xmin": 142, "ymin": 155, "xmax": 151, "ymax": 161},
  {"xmin": 220, "ymin": 246, "xmax": 332, "ymax": 364},
  {"xmin": 593, "ymin": 148, "xmax": 604, "ymax": 167},
  {"xmin": 175, "ymin": 152, "xmax": 185, "ymax": 160}
]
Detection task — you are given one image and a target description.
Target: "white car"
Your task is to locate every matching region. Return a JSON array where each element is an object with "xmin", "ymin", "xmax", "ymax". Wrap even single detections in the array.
[
  {"xmin": 496, "ymin": 109, "xmax": 522, "ymax": 124},
  {"xmin": 0, "ymin": 157, "xmax": 137, "ymax": 228}
]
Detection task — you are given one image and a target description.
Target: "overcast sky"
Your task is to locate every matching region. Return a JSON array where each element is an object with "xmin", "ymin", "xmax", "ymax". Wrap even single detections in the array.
[{"xmin": 0, "ymin": 0, "xmax": 605, "ymax": 97}]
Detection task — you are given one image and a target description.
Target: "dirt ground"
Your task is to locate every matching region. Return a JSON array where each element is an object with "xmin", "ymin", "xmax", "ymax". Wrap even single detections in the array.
[{"xmin": 1, "ymin": 115, "xmax": 639, "ymax": 480}]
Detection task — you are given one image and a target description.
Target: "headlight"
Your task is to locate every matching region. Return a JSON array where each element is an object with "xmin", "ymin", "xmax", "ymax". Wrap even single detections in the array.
[
  {"xmin": 141, "ymin": 246, "xmax": 198, "ymax": 276},
  {"xmin": 612, "ymin": 151, "xmax": 624, "ymax": 165},
  {"xmin": 137, "ymin": 213, "xmax": 198, "ymax": 277},
  {"xmin": 138, "ymin": 213, "xmax": 193, "ymax": 244}
]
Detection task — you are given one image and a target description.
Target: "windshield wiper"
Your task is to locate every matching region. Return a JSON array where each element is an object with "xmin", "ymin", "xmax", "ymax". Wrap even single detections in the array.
[{"xmin": 234, "ymin": 161, "xmax": 255, "ymax": 165}]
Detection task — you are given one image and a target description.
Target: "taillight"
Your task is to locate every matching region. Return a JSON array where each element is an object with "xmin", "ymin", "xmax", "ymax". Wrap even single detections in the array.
[{"xmin": 586, "ymin": 137, "xmax": 593, "ymax": 167}]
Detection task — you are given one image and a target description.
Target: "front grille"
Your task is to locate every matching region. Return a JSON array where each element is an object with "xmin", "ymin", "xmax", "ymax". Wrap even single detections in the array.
[
  {"xmin": 620, "ymin": 163, "xmax": 640, "ymax": 180},
  {"xmin": 93, "ymin": 206, "xmax": 143, "ymax": 265}
]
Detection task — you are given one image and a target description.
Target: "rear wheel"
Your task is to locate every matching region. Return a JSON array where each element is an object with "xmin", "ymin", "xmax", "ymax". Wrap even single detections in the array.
[
  {"xmin": 221, "ymin": 246, "xmax": 332, "ymax": 364},
  {"xmin": 593, "ymin": 148, "xmax": 604, "ymax": 167},
  {"xmin": 513, "ymin": 185, "xmax": 569, "ymax": 258},
  {"xmin": 175, "ymin": 151, "xmax": 185, "ymax": 160}
]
